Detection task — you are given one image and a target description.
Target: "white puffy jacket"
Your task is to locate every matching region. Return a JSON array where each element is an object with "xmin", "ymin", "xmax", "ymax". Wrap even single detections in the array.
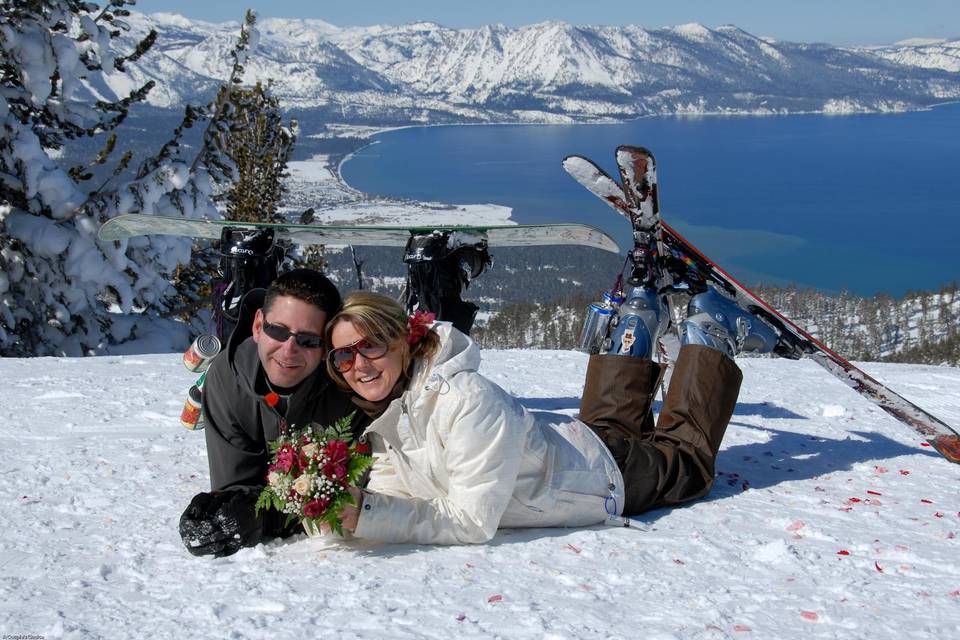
[{"xmin": 353, "ymin": 323, "xmax": 625, "ymax": 544}]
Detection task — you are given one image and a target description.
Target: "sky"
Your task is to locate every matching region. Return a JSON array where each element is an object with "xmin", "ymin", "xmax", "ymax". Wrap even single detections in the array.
[{"xmin": 128, "ymin": 0, "xmax": 959, "ymax": 46}]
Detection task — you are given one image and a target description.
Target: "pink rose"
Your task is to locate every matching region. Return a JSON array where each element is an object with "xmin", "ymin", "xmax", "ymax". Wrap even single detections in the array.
[{"xmin": 276, "ymin": 444, "xmax": 297, "ymax": 473}]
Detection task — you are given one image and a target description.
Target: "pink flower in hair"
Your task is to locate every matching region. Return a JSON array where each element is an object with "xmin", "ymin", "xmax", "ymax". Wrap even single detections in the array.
[{"xmin": 406, "ymin": 311, "xmax": 436, "ymax": 345}]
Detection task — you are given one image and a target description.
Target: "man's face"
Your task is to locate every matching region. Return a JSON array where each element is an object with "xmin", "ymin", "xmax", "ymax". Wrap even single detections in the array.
[{"xmin": 251, "ymin": 295, "xmax": 328, "ymax": 389}]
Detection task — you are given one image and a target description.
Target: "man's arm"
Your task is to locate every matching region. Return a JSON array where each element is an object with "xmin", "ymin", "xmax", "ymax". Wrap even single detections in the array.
[
  {"xmin": 201, "ymin": 352, "xmax": 267, "ymax": 490},
  {"xmin": 179, "ymin": 350, "xmax": 295, "ymax": 556}
]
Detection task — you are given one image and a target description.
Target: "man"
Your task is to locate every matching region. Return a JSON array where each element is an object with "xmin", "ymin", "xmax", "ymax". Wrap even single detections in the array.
[{"xmin": 179, "ymin": 269, "xmax": 365, "ymax": 557}]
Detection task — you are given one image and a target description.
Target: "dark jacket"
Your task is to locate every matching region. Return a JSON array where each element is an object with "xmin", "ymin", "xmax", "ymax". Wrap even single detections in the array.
[{"xmin": 201, "ymin": 289, "xmax": 365, "ymax": 492}]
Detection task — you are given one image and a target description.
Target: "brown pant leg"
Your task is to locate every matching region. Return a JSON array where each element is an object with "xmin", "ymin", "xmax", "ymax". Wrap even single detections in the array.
[
  {"xmin": 579, "ymin": 354, "xmax": 664, "ymax": 446},
  {"xmin": 581, "ymin": 345, "xmax": 742, "ymax": 516}
]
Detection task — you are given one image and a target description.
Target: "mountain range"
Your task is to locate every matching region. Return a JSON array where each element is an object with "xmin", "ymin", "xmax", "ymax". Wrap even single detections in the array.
[{"xmin": 107, "ymin": 13, "xmax": 960, "ymax": 126}]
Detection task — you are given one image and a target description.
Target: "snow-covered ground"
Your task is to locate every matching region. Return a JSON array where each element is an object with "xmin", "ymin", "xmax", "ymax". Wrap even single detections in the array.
[{"xmin": 1, "ymin": 351, "xmax": 957, "ymax": 639}]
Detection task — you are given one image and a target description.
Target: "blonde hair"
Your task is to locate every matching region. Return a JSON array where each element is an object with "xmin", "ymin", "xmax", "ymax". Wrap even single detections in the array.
[{"xmin": 325, "ymin": 291, "xmax": 440, "ymax": 388}]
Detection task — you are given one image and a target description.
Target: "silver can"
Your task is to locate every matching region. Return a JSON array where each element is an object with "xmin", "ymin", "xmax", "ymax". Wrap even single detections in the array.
[
  {"xmin": 576, "ymin": 292, "xmax": 621, "ymax": 354},
  {"xmin": 182, "ymin": 334, "xmax": 222, "ymax": 372}
]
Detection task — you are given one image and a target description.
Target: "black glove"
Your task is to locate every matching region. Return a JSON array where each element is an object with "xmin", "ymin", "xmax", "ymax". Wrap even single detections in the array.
[{"xmin": 178, "ymin": 489, "xmax": 265, "ymax": 557}]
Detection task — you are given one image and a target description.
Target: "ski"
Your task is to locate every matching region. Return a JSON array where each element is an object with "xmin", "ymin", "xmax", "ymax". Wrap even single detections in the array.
[
  {"xmin": 564, "ymin": 146, "xmax": 960, "ymax": 465},
  {"xmin": 98, "ymin": 213, "xmax": 621, "ymax": 254}
]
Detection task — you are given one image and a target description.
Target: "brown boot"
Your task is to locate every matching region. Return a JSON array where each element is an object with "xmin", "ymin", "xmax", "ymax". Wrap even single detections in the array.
[{"xmin": 579, "ymin": 354, "xmax": 665, "ymax": 462}]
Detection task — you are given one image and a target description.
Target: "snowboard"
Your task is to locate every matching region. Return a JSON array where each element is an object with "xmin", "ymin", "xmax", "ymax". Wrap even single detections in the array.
[
  {"xmin": 563, "ymin": 146, "xmax": 960, "ymax": 465},
  {"xmin": 97, "ymin": 213, "xmax": 621, "ymax": 253}
]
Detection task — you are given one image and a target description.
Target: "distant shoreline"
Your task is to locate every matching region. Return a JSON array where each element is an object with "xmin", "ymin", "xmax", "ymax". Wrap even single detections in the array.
[
  {"xmin": 328, "ymin": 103, "xmax": 960, "ymax": 296},
  {"xmin": 330, "ymin": 98, "xmax": 960, "ymax": 189}
]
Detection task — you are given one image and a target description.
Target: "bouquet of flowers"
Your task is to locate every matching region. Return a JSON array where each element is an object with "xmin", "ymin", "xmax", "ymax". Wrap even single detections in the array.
[{"xmin": 256, "ymin": 416, "xmax": 373, "ymax": 536}]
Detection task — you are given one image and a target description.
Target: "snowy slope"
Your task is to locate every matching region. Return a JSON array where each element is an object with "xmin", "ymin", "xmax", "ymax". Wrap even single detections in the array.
[
  {"xmin": 1, "ymin": 351, "xmax": 958, "ymax": 638},
  {"xmin": 103, "ymin": 13, "xmax": 960, "ymax": 121},
  {"xmin": 871, "ymin": 39, "xmax": 960, "ymax": 73}
]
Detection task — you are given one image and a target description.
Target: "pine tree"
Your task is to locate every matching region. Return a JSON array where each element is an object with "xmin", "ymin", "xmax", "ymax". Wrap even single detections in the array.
[
  {"xmin": 0, "ymin": 3, "xmax": 273, "ymax": 355},
  {"xmin": 0, "ymin": 0, "xmax": 179, "ymax": 356},
  {"xmin": 217, "ymin": 82, "xmax": 296, "ymax": 223},
  {"xmin": 169, "ymin": 10, "xmax": 325, "ymax": 316}
]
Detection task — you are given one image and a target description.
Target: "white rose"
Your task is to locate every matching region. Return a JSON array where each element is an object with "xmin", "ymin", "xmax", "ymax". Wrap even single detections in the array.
[{"xmin": 292, "ymin": 474, "xmax": 312, "ymax": 496}]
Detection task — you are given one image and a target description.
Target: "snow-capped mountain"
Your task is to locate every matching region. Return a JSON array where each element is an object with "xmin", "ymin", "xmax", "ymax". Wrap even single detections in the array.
[
  {"xmin": 112, "ymin": 13, "xmax": 960, "ymax": 123},
  {"xmin": 870, "ymin": 38, "xmax": 960, "ymax": 73}
]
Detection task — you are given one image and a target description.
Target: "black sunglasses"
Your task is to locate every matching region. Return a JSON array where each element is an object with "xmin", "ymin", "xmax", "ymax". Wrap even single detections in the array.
[
  {"xmin": 328, "ymin": 339, "xmax": 389, "ymax": 373},
  {"xmin": 261, "ymin": 321, "xmax": 324, "ymax": 349}
]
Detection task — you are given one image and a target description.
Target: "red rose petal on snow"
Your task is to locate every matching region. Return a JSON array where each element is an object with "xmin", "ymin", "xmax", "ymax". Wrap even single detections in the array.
[
  {"xmin": 874, "ymin": 466, "xmax": 888, "ymax": 473},
  {"xmin": 837, "ymin": 550, "xmax": 850, "ymax": 556},
  {"xmin": 935, "ymin": 512, "xmax": 945, "ymax": 518},
  {"xmin": 734, "ymin": 625, "xmax": 751, "ymax": 632},
  {"xmin": 921, "ymin": 499, "xmax": 933, "ymax": 504},
  {"xmin": 487, "ymin": 595, "xmax": 503, "ymax": 604},
  {"xmin": 867, "ymin": 490, "xmax": 882, "ymax": 496},
  {"xmin": 875, "ymin": 562, "xmax": 884, "ymax": 573},
  {"xmin": 949, "ymin": 590, "xmax": 960, "ymax": 598},
  {"xmin": 456, "ymin": 613, "xmax": 466, "ymax": 622},
  {"xmin": 566, "ymin": 544, "xmax": 582, "ymax": 554},
  {"xmin": 920, "ymin": 442, "xmax": 931, "ymax": 447},
  {"xmin": 800, "ymin": 611, "xmax": 819, "ymax": 622},
  {"xmin": 899, "ymin": 470, "xmax": 910, "ymax": 475},
  {"xmin": 786, "ymin": 520, "xmax": 805, "ymax": 532}
]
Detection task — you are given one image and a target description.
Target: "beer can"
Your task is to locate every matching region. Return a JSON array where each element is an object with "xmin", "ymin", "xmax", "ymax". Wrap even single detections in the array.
[
  {"xmin": 179, "ymin": 384, "xmax": 205, "ymax": 431},
  {"xmin": 182, "ymin": 334, "xmax": 222, "ymax": 373},
  {"xmin": 575, "ymin": 292, "xmax": 621, "ymax": 354}
]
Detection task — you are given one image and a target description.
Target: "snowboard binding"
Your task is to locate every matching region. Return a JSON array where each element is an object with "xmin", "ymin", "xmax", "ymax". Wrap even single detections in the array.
[
  {"xmin": 403, "ymin": 230, "xmax": 492, "ymax": 335},
  {"xmin": 214, "ymin": 226, "xmax": 287, "ymax": 343},
  {"xmin": 181, "ymin": 226, "xmax": 286, "ymax": 431}
]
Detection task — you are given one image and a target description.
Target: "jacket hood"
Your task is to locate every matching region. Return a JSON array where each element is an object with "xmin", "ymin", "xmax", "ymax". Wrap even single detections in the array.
[
  {"xmin": 224, "ymin": 288, "xmax": 268, "ymax": 398},
  {"xmin": 409, "ymin": 321, "xmax": 480, "ymax": 391}
]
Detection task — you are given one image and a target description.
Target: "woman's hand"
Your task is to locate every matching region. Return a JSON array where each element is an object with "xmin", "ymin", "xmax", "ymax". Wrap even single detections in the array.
[{"xmin": 338, "ymin": 486, "xmax": 364, "ymax": 532}]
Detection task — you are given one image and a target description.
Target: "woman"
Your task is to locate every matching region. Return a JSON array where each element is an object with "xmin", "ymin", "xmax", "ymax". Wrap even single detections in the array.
[{"xmin": 326, "ymin": 290, "xmax": 743, "ymax": 544}]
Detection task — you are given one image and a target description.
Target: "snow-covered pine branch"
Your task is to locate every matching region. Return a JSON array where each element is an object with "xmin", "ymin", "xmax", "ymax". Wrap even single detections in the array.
[{"xmin": 0, "ymin": 2, "xmax": 261, "ymax": 356}]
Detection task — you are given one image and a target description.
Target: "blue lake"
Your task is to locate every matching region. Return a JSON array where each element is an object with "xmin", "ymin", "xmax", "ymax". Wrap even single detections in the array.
[{"xmin": 341, "ymin": 104, "xmax": 960, "ymax": 296}]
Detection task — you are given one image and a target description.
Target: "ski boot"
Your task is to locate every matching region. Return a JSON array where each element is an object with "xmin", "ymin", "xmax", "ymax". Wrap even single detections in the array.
[
  {"xmin": 577, "ymin": 283, "xmax": 667, "ymax": 359},
  {"xmin": 680, "ymin": 284, "xmax": 779, "ymax": 357},
  {"xmin": 607, "ymin": 285, "xmax": 667, "ymax": 358}
]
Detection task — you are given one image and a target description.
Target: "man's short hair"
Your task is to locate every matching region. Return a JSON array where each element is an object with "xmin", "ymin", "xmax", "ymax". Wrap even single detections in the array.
[{"xmin": 262, "ymin": 269, "xmax": 341, "ymax": 319}]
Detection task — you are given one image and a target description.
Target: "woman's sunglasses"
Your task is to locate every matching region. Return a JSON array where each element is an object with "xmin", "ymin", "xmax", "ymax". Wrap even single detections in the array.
[
  {"xmin": 261, "ymin": 321, "xmax": 324, "ymax": 349},
  {"xmin": 328, "ymin": 339, "xmax": 389, "ymax": 373}
]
